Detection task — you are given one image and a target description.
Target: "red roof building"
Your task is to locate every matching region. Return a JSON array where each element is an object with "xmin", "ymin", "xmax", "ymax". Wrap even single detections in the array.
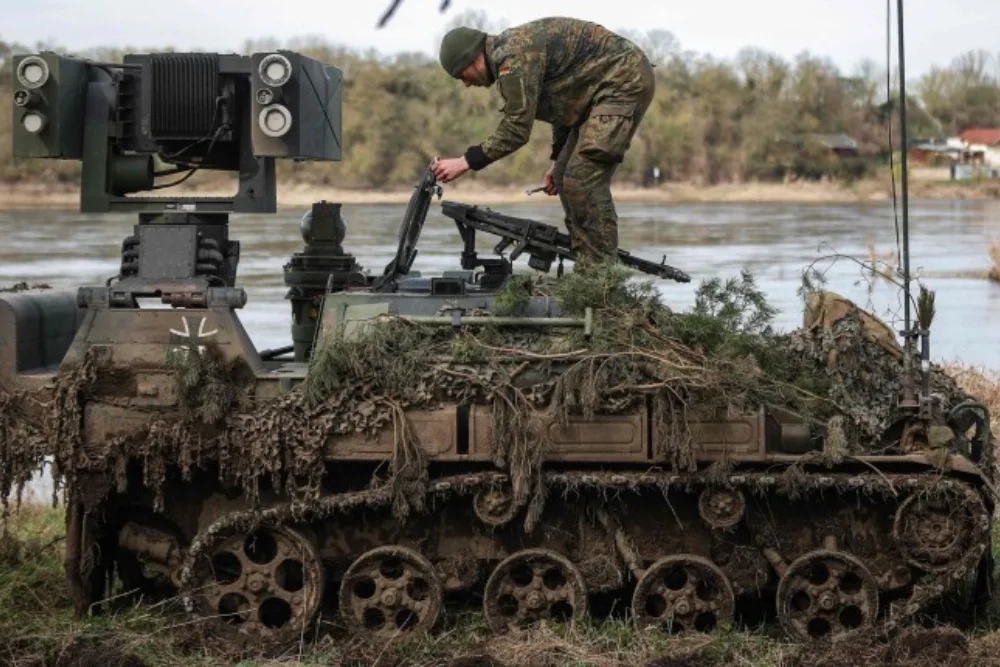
[{"xmin": 959, "ymin": 128, "xmax": 1000, "ymax": 146}]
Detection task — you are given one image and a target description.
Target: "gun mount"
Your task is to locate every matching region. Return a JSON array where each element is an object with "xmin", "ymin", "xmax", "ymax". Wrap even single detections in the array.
[
  {"xmin": 371, "ymin": 165, "xmax": 442, "ymax": 293},
  {"xmin": 283, "ymin": 201, "xmax": 367, "ymax": 361}
]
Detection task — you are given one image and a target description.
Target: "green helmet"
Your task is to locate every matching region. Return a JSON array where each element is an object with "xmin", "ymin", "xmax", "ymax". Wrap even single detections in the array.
[{"xmin": 439, "ymin": 26, "xmax": 487, "ymax": 78}]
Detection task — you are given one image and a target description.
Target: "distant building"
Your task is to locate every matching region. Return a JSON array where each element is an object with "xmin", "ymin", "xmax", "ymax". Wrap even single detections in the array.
[
  {"xmin": 958, "ymin": 128, "xmax": 1000, "ymax": 167},
  {"xmin": 906, "ymin": 133, "xmax": 1000, "ymax": 179},
  {"xmin": 907, "ymin": 140, "xmax": 963, "ymax": 166},
  {"xmin": 810, "ymin": 133, "xmax": 860, "ymax": 158}
]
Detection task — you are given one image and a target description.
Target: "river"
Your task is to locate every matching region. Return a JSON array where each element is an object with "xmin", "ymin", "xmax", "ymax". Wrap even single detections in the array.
[{"xmin": 2, "ymin": 196, "xmax": 999, "ymax": 368}]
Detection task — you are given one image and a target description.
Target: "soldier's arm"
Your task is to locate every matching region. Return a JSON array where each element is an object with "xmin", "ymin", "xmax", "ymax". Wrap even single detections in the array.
[{"xmin": 463, "ymin": 39, "xmax": 546, "ymax": 171}]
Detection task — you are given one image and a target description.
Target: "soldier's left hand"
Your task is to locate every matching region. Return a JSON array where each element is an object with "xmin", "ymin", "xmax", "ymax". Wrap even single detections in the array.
[{"xmin": 432, "ymin": 156, "xmax": 470, "ymax": 184}]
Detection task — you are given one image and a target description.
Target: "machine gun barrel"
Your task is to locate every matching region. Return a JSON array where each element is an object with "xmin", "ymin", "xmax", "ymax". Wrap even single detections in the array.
[{"xmin": 441, "ymin": 201, "xmax": 690, "ymax": 283}]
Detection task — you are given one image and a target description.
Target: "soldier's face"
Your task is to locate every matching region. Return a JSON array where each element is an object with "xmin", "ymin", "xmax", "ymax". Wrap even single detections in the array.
[{"xmin": 459, "ymin": 55, "xmax": 490, "ymax": 88}]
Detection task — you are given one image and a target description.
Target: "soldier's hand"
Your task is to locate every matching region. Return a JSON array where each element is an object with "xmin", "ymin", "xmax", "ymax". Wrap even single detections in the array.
[
  {"xmin": 432, "ymin": 156, "xmax": 470, "ymax": 184},
  {"xmin": 543, "ymin": 163, "xmax": 558, "ymax": 195}
]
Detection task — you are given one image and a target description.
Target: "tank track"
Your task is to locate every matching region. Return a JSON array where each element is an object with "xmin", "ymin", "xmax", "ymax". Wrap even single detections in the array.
[{"xmin": 177, "ymin": 468, "xmax": 991, "ymax": 642}]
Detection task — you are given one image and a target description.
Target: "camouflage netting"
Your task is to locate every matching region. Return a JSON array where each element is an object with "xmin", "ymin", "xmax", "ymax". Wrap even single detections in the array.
[{"xmin": 0, "ymin": 264, "xmax": 985, "ymax": 529}]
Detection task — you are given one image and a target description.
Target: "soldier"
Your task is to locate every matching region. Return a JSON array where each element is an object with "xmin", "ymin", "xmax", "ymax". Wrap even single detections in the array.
[{"xmin": 432, "ymin": 18, "xmax": 655, "ymax": 264}]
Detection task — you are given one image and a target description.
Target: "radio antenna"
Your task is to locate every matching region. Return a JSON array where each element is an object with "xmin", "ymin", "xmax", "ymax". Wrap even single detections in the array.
[
  {"xmin": 896, "ymin": 0, "xmax": 917, "ymax": 410},
  {"xmin": 894, "ymin": 0, "xmax": 931, "ymax": 416}
]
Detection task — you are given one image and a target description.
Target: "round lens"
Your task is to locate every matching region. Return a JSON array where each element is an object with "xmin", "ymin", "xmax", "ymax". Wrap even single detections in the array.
[
  {"xmin": 259, "ymin": 54, "xmax": 292, "ymax": 87},
  {"xmin": 265, "ymin": 110, "xmax": 286, "ymax": 133},
  {"xmin": 17, "ymin": 56, "xmax": 50, "ymax": 89},
  {"xmin": 258, "ymin": 104, "xmax": 292, "ymax": 138},
  {"xmin": 23, "ymin": 64, "xmax": 45, "ymax": 84},
  {"xmin": 266, "ymin": 62, "xmax": 286, "ymax": 83},
  {"xmin": 22, "ymin": 112, "xmax": 46, "ymax": 134}
]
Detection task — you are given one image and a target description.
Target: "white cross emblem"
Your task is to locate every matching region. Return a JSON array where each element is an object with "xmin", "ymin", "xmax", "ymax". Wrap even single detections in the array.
[{"xmin": 169, "ymin": 316, "xmax": 219, "ymax": 356}]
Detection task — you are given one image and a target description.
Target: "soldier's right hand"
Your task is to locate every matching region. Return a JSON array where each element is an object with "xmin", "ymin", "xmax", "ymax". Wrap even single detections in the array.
[{"xmin": 542, "ymin": 163, "xmax": 558, "ymax": 196}]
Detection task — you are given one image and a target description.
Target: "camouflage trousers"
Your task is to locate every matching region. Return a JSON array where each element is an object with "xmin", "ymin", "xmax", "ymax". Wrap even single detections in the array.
[{"xmin": 553, "ymin": 56, "xmax": 655, "ymax": 265}]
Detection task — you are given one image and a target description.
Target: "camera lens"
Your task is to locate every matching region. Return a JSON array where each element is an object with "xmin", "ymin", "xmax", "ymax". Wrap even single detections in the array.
[
  {"xmin": 17, "ymin": 56, "xmax": 50, "ymax": 89},
  {"xmin": 259, "ymin": 54, "xmax": 292, "ymax": 87},
  {"xmin": 258, "ymin": 104, "xmax": 292, "ymax": 138},
  {"xmin": 21, "ymin": 111, "xmax": 48, "ymax": 134}
]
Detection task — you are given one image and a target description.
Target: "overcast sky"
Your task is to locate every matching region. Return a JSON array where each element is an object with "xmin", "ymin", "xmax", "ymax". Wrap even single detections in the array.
[{"xmin": 6, "ymin": 0, "xmax": 998, "ymax": 78}]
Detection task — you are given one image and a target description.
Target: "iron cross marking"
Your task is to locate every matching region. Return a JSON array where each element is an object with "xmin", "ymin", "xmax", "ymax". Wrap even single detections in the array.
[{"xmin": 169, "ymin": 315, "xmax": 219, "ymax": 356}]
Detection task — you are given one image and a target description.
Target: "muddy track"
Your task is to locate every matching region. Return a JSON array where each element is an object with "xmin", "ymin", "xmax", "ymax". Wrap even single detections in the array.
[{"xmin": 176, "ymin": 468, "xmax": 992, "ymax": 642}]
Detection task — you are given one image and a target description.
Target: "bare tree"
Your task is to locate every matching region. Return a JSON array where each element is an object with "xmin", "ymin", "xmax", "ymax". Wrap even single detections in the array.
[
  {"xmin": 850, "ymin": 58, "xmax": 885, "ymax": 108},
  {"xmin": 617, "ymin": 29, "xmax": 680, "ymax": 68},
  {"xmin": 953, "ymin": 49, "xmax": 994, "ymax": 87}
]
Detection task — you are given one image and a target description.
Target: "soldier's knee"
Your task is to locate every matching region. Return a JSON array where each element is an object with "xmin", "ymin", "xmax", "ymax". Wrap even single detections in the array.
[{"xmin": 565, "ymin": 154, "xmax": 615, "ymax": 190}]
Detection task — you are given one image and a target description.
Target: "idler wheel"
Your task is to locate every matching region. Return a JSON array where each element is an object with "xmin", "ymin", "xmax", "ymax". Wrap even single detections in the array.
[
  {"xmin": 893, "ymin": 491, "xmax": 980, "ymax": 572},
  {"xmin": 632, "ymin": 555, "xmax": 735, "ymax": 634},
  {"xmin": 776, "ymin": 549, "xmax": 878, "ymax": 642},
  {"xmin": 698, "ymin": 487, "xmax": 746, "ymax": 530},
  {"xmin": 483, "ymin": 549, "xmax": 587, "ymax": 633},
  {"xmin": 473, "ymin": 483, "xmax": 519, "ymax": 527},
  {"xmin": 339, "ymin": 546, "xmax": 443, "ymax": 640},
  {"xmin": 184, "ymin": 526, "xmax": 324, "ymax": 643}
]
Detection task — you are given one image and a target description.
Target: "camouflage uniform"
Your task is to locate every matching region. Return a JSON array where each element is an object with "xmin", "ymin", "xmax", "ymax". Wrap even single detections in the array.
[{"xmin": 463, "ymin": 18, "xmax": 655, "ymax": 263}]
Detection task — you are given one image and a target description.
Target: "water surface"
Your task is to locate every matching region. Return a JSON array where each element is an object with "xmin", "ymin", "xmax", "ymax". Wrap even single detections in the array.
[{"xmin": 2, "ymin": 197, "xmax": 999, "ymax": 367}]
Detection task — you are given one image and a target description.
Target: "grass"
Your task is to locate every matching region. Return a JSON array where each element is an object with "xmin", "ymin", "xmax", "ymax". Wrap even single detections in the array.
[
  {"xmin": 864, "ymin": 238, "xmax": 1000, "ymax": 286},
  {"xmin": 0, "ymin": 506, "xmax": 228, "ymax": 667},
  {"xmin": 0, "ymin": 503, "xmax": 996, "ymax": 666},
  {"xmin": 988, "ymin": 241, "xmax": 1000, "ymax": 284}
]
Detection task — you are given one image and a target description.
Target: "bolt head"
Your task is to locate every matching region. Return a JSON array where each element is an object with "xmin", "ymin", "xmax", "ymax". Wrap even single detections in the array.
[
  {"xmin": 246, "ymin": 573, "xmax": 268, "ymax": 593},
  {"xmin": 381, "ymin": 588, "xmax": 401, "ymax": 607}
]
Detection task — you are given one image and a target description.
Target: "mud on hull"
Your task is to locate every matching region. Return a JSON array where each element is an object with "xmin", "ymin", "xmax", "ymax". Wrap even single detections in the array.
[{"xmin": 85, "ymin": 462, "xmax": 992, "ymax": 647}]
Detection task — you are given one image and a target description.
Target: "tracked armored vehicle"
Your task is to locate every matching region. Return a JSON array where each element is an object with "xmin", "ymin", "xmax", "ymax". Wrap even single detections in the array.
[{"xmin": 1, "ymin": 49, "xmax": 994, "ymax": 649}]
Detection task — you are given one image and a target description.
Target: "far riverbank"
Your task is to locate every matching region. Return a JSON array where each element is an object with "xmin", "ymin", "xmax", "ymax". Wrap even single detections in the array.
[{"xmin": 1, "ymin": 176, "xmax": 998, "ymax": 210}]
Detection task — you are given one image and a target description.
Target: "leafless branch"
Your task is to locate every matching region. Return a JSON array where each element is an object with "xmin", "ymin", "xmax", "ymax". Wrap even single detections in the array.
[{"xmin": 378, "ymin": 0, "xmax": 453, "ymax": 28}]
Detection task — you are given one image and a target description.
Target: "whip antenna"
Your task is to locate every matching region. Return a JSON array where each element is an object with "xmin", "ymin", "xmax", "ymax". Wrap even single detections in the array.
[{"xmin": 894, "ymin": 0, "xmax": 929, "ymax": 416}]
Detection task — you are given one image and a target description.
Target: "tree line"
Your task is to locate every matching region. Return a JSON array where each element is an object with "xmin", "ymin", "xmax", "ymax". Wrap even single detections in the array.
[{"xmin": 3, "ymin": 16, "xmax": 1000, "ymax": 189}]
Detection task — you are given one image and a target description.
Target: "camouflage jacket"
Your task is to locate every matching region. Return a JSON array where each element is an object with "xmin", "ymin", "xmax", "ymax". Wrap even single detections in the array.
[{"xmin": 464, "ymin": 17, "xmax": 650, "ymax": 171}]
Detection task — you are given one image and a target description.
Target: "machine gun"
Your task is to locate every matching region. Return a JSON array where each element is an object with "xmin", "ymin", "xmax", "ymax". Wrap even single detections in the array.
[{"xmin": 440, "ymin": 201, "xmax": 691, "ymax": 285}]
